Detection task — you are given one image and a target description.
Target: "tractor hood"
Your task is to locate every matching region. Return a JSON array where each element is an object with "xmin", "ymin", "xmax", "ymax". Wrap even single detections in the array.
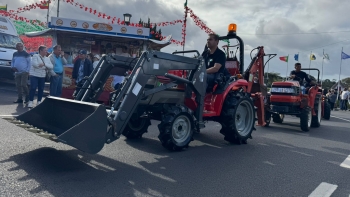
[{"xmin": 272, "ymin": 81, "xmax": 300, "ymax": 87}]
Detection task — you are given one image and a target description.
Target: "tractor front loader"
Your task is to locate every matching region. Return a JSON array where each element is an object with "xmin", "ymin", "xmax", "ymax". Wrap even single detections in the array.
[{"xmin": 3, "ymin": 23, "xmax": 276, "ymax": 154}]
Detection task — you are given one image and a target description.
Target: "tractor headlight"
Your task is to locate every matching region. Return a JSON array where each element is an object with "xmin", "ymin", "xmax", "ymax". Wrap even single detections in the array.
[{"xmin": 271, "ymin": 87, "xmax": 295, "ymax": 93}]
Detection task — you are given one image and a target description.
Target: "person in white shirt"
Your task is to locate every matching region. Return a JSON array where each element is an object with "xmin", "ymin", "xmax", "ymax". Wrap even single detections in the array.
[
  {"xmin": 340, "ymin": 89, "xmax": 349, "ymax": 111},
  {"xmin": 93, "ymin": 54, "xmax": 100, "ymax": 69},
  {"xmin": 112, "ymin": 46, "xmax": 130, "ymax": 90},
  {"xmin": 28, "ymin": 45, "xmax": 53, "ymax": 108}
]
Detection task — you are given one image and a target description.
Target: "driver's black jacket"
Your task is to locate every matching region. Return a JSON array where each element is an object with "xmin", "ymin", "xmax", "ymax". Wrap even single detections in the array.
[{"xmin": 290, "ymin": 70, "xmax": 311, "ymax": 85}]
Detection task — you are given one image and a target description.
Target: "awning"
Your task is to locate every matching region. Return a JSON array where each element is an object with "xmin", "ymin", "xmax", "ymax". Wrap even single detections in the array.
[{"xmin": 24, "ymin": 29, "xmax": 171, "ymax": 49}]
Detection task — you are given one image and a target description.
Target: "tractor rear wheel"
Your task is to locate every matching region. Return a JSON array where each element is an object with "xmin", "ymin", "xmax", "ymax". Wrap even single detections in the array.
[
  {"xmin": 300, "ymin": 107, "xmax": 312, "ymax": 132},
  {"xmin": 311, "ymin": 95, "xmax": 322, "ymax": 127},
  {"xmin": 122, "ymin": 117, "xmax": 151, "ymax": 139},
  {"xmin": 272, "ymin": 114, "xmax": 284, "ymax": 123},
  {"xmin": 220, "ymin": 92, "xmax": 255, "ymax": 144},
  {"xmin": 323, "ymin": 102, "xmax": 331, "ymax": 120},
  {"xmin": 158, "ymin": 105, "xmax": 194, "ymax": 151}
]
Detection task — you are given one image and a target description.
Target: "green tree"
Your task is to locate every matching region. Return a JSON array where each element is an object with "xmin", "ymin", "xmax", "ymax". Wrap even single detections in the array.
[{"xmin": 264, "ymin": 72, "xmax": 283, "ymax": 87}]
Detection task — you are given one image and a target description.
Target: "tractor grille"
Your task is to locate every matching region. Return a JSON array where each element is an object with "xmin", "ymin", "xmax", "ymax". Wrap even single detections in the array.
[{"xmin": 270, "ymin": 86, "xmax": 300, "ymax": 96}]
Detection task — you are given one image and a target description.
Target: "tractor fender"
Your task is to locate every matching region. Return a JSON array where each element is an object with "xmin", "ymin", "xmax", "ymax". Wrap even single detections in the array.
[{"xmin": 212, "ymin": 79, "xmax": 248, "ymax": 116}]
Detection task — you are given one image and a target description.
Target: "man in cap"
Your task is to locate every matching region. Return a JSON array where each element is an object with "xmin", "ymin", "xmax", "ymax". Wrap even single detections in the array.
[{"xmin": 72, "ymin": 49, "xmax": 93, "ymax": 90}]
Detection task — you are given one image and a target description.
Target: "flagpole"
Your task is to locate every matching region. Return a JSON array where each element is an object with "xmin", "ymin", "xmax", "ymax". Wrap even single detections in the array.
[
  {"xmin": 321, "ymin": 49, "xmax": 324, "ymax": 87},
  {"xmin": 285, "ymin": 54, "xmax": 289, "ymax": 80},
  {"xmin": 308, "ymin": 51, "xmax": 312, "ymax": 74},
  {"xmin": 336, "ymin": 47, "xmax": 343, "ymax": 105},
  {"xmin": 297, "ymin": 52, "xmax": 299, "ymax": 63}
]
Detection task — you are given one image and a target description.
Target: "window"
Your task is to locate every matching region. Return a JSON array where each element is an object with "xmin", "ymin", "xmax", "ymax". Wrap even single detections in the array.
[{"xmin": 0, "ymin": 33, "xmax": 22, "ymax": 49}]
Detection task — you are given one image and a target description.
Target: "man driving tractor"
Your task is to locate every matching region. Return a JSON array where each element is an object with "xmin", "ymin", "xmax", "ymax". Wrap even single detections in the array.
[
  {"xmin": 202, "ymin": 34, "xmax": 227, "ymax": 91},
  {"xmin": 290, "ymin": 62, "xmax": 316, "ymax": 94}
]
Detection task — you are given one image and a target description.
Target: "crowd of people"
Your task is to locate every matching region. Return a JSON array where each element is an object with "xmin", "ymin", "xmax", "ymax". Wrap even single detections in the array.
[
  {"xmin": 10, "ymin": 43, "xmax": 132, "ymax": 108},
  {"xmin": 326, "ymin": 88, "xmax": 350, "ymax": 111}
]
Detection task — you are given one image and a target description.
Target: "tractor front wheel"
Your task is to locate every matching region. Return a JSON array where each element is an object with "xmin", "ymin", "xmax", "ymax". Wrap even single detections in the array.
[
  {"xmin": 220, "ymin": 92, "xmax": 255, "ymax": 144},
  {"xmin": 311, "ymin": 96, "xmax": 322, "ymax": 127},
  {"xmin": 158, "ymin": 105, "xmax": 194, "ymax": 151},
  {"xmin": 323, "ymin": 102, "xmax": 331, "ymax": 120},
  {"xmin": 272, "ymin": 114, "xmax": 284, "ymax": 123},
  {"xmin": 300, "ymin": 107, "xmax": 312, "ymax": 132},
  {"xmin": 122, "ymin": 117, "xmax": 151, "ymax": 139}
]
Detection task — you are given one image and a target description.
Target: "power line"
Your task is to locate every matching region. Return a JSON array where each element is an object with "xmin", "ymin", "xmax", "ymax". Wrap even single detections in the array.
[{"xmin": 302, "ymin": 39, "xmax": 350, "ymax": 52}]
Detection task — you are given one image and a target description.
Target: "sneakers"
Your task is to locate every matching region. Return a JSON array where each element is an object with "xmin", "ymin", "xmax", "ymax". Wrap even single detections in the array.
[
  {"xmin": 37, "ymin": 101, "xmax": 41, "ymax": 105},
  {"xmin": 13, "ymin": 99, "xmax": 23, "ymax": 103},
  {"xmin": 28, "ymin": 101, "xmax": 33, "ymax": 108}
]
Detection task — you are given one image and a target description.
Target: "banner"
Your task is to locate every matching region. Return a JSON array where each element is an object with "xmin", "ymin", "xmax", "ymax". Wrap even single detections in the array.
[{"xmin": 50, "ymin": 17, "xmax": 150, "ymax": 37}]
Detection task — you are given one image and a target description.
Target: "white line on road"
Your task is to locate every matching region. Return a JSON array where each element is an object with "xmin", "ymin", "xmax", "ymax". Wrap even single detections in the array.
[
  {"xmin": 308, "ymin": 182, "xmax": 338, "ymax": 197},
  {"xmin": 331, "ymin": 115, "xmax": 350, "ymax": 123},
  {"xmin": 340, "ymin": 155, "xmax": 350, "ymax": 169},
  {"xmin": 0, "ymin": 115, "xmax": 18, "ymax": 117}
]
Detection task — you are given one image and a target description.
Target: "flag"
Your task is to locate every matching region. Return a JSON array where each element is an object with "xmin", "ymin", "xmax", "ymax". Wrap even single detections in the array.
[
  {"xmin": 279, "ymin": 56, "xmax": 288, "ymax": 62},
  {"xmin": 0, "ymin": 5, "xmax": 7, "ymax": 11},
  {"xmin": 341, "ymin": 51, "xmax": 350, "ymax": 59},
  {"xmin": 39, "ymin": 2, "xmax": 49, "ymax": 9},
  {"xmin": 310, "ymin": 54, "xmax": 316, "ymax": 60},
  {"xmin": 323, "ymin": 53, "xmax": 330, "ymax": 60},
  {"xmin": 294, "ymin": 54, "xmax": 299, "ymax": 61}
]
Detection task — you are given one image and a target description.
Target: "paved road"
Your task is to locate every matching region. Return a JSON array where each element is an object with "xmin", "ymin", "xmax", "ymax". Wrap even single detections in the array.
[{"xmin": 1, "ymin": 82, "xmax": 350, "ymax": 197}]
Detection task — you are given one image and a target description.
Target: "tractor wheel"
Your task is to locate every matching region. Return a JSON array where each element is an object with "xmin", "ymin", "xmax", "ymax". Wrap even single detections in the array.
[
  {"xmin": 158, "ymin": 105, "xmax": 194, "ymax": 151},
  {"xmin": 272, "ymin": 114, "xmax": 284, "ymax": 123},
  {"xmin": 264, "ymin": 110, "xmax": 272, "ymax": 127},
  {"xmin": 311, "ymin": 96, "xmax": 322, "ymax": 127},
  {"xmin": 122, "ymin": 117, "xmax": 151, "ymax": 139},
  {"xmin": 220, "ymin": 91, "xmax": 255, "ymax": 144},
  {"xmin": 323, "ymin": 102, "xmax": 331, "ymax": 120},
  {"xmin": 300, "ymin": 107, "xmax": 312, "ymax": 132}
]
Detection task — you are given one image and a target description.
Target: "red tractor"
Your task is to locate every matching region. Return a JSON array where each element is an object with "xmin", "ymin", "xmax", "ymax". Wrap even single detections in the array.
[
  {"xmin": 4, "ymin": 23, "xmax": 276, "ymax": 154},
  {"xmin": 266, "ymin": 68, "xmax": 331, "ymax": 131}
]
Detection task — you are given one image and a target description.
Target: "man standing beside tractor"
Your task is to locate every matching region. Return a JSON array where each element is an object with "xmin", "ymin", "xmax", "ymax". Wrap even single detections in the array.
[{"xmin": 290, "ymin": 62, "xmax": 316, "ymax": 94}]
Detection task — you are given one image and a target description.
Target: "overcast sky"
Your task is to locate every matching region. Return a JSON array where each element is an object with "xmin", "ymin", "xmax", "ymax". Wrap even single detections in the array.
[{"xmin": 5, "ymin": 0, "xmax": 350, "ymax": 81}]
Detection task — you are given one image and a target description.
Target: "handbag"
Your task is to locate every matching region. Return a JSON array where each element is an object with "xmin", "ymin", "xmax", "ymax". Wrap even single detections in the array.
[{"xmin": 39, "ymin": 55, "xmax": 51, "ymax": 82}]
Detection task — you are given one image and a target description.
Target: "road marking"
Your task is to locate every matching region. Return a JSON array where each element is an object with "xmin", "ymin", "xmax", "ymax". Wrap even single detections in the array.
[
  {"xmin": 0, "ymin": 115, "xmax": 18, "ymax": 117},
  {"xmin": 331, "ymin": 115, "xmax": 350, "ymax": 123},
  {"xmin": 340, "ymin": 155, "xmax": 350, "ymax": 169},
  {"xmin": 308, "ymin": 182, "xmax": 338, "ymax": 197}
]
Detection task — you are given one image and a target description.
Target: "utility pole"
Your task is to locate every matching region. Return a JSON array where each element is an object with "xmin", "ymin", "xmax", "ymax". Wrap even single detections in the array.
[
  {"xmin": 46, "ymin": 1, "xmax": 50, "ymax": 27},
  {"xmin": 57, "ymin": 0, "xmax": 60, "ymax": 17}
]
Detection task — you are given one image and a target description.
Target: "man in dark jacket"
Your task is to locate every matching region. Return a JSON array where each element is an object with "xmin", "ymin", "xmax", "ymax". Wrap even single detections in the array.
[{"xmin": 72, "ymin": 50, "xmax": 93, "ymax": 85}]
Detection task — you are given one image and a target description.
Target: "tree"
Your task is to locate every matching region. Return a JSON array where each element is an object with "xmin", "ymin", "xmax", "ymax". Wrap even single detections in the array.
[
  {"xmin": 264, "ymin": 72, "xmax": 283, "ymax": 87},
  {"xmin": 321, "ymin": 79, "xmax": 336, "ymax": 90}
]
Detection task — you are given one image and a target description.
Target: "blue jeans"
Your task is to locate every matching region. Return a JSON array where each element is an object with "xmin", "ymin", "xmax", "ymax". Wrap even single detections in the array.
[
  {"xmin": 29, "ymin": 76, "xmax": 45, "ymax": 102},
  {"xmin": 301, "ymin": 86, "xmax": 306, "ymax": 94},
  {"xmin": 50, "ymin": 74, "xmax": 63, "ymax": 97}
]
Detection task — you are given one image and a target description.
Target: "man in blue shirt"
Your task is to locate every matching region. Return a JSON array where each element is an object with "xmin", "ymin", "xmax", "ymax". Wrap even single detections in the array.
[
  {"xmin": 11, "ymin": 43, "xmax": 31, "ymax": 103},
  {"xmin": 48, "ymin": 45, "xmax": 67, "ymax": 97}
]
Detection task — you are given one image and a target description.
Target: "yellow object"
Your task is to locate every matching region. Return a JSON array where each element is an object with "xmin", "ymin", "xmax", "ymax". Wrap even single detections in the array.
[
  {"xmin": 236, "ymin": 74, "xmax": 242, "ymax": 79},
  {"xmin": 228, "ymin": 23, "xmax": 237, "ymax": 33}
]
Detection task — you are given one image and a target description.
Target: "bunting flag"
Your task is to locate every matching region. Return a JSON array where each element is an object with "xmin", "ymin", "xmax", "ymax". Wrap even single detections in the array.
[
  {"xmin": 0, "ymin": 5, "xmax": 7, "ymax": 11},
  {"xmin": 341, "ymin": 51, "xmax": 350, "ymax": 60},
  {"xmin": 39, "ymin": 2, "xmax": 49, "ymax": 9},
  {"xmin": 294, "ymin": 54, "xmax": 299, "ymax": 61},
  {"xmin": 323, "ymin": 53, "xmax": 330, "ymax": 60},
  {"xmin": 310, "ymin": 54, "xmax": 316, "ymax": 60},
  {"xmin": 279, "ymin": 56, "xmax": 288, "ymax": 62}
]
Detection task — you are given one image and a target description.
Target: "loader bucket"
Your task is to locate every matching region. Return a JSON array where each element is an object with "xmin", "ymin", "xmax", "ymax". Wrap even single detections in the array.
[{"xmin": 5, "ymin": 96, "xmax": 108, "ymax": 154}]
